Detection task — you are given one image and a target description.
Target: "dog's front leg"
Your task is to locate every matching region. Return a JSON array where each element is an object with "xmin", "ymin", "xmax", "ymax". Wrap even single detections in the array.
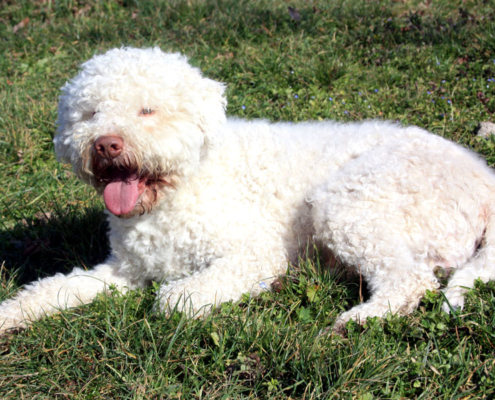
[
  {"xmin": 155, "ymin": 253, "xmax": 281, "ymax": 317},
  {"xmin": 0, "ymin": 261, "xmax": 134, "ymax": 334}
]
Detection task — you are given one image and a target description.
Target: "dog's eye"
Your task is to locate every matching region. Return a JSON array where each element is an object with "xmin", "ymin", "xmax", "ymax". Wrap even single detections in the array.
[
  {"xmin": 82, "ymin": 111, "xmax": 97, "ymax": 121},
  {"xmin": 140, "ymin": 108, "xmax": 155, "ymax": 116}
]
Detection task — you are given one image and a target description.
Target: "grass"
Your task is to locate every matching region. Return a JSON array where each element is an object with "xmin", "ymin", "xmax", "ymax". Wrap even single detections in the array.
[{"xmin": 1, "ymin": 0, "xmax": 495, "ymax": 398}]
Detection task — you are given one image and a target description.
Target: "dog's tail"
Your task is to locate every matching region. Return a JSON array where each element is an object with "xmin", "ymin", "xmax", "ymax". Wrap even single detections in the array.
[{"xmin": 442, "ymin": 207, "xmax": 495, "ymax": 311}]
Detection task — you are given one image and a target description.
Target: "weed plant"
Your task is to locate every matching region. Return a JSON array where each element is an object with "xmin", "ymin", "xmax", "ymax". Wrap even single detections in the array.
[{"xmin": 1, "ymin": 0, "xmax": 495, "ymax": 398}]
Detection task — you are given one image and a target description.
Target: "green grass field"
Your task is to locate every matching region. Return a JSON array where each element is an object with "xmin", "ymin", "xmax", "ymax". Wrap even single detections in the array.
[{"xmin": 1, "ymin": 0, "xmax": 495, "ymax": 398}]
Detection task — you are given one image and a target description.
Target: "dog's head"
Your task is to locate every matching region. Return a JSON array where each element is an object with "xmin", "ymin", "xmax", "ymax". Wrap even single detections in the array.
[{"xmin": 54, "ymin": 47, "xmax": 227, "ymax": 218}]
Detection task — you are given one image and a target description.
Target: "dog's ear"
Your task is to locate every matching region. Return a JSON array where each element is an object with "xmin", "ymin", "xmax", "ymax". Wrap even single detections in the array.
[
  {"xmin": 53, "ymin": 134, "xmax": 69, "ymax": 163},
  {"xmin": 195, "ymin": 76, "xmax": 227, "ymax": 150},
  {"xmin": 53, "ymin": 99, "xmax": 71, "ymax": 163},
  {"xmin": 53, "ymin": 87, "xmax": 77, "ymax": 164}
]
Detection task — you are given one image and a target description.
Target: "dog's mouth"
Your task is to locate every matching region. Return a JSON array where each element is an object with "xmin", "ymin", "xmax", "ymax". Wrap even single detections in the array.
[
  {"xmin": 89, "ymin": 136, "xmax": 178, "ymax": 218},
  {"xmin": 96, "ymin": 167, "xmax": 171, "ymax": 217},
  {"xmin": 102, "ymin": 170, "xmax": 145, "ymax": 215}
]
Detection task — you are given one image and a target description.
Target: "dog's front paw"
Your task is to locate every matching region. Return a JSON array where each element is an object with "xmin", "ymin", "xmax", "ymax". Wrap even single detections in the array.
[
  {"xmin": 0, "ymin": 306, "xmax": 29, "ymax": 336},
  {"xmin": 154, "ymin": 284, "xmax": 213, "ymax": 318},
  {"xmin": 441, "ymin": 287, "xmax": 465, "ymax": 313}
]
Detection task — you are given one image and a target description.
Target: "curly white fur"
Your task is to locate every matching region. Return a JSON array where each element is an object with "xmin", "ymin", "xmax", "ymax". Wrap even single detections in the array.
[{"xmin": 1, "ymin": 47, "xmax": 495, "ymax": 334}]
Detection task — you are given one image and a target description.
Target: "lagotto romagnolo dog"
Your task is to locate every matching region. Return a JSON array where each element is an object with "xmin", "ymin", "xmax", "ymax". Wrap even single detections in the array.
[{"xmin": 1, "ymin": 47, "xmax": 495, "ymax": 334}]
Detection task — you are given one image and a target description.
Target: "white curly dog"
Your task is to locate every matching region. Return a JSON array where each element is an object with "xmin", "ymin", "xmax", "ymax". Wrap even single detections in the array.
[{"xmin": 1, "ymin": 47, "xmax": 495, "ymax": 334}]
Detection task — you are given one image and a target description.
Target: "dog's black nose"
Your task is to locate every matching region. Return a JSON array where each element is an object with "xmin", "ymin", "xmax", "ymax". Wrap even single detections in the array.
[{"xmin": 94, "ymin": 135, "xmax": 124, "ymax": 159}]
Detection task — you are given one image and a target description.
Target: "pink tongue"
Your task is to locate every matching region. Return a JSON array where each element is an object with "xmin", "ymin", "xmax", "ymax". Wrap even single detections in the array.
[{"xmin": 103, "ymin": 174, "xmax": 140, "ymax": 215}]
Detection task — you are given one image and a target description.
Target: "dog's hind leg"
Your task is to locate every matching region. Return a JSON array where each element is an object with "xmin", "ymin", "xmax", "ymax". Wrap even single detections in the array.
[
  {"xmin": 333, "ymin": 264, "xmax": 439, "ymax": 332},
  {"xmin": 324, "ymin": 222, "xmax": 440, "ymax": 331},
  {"xmin": 0, "ymin": 261, "xmax": 133, "ymax": 334},
  {"xmin": 442, "ymin": 213, "xmax": 495, "ymax": 312},
  {"xmin": 312, "ymin": 198, "xmax": 440, "ymax": 333}
]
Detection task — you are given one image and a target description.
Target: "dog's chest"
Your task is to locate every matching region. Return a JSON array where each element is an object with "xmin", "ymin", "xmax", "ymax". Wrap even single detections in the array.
[{"xmin": 107, "ymin": 210, "xmax": 219, "ymax": 283}]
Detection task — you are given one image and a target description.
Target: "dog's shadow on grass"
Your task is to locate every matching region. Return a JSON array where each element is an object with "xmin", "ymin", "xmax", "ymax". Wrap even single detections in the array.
[{"xmin": 0, "ymin": 206, "xmax": 110, "ymax": 286}]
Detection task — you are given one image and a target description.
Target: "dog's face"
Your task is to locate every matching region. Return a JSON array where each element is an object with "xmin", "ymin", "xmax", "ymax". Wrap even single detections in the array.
[{"xmin": 54, "ymin": 47, "xmax": 226, "ymax": 218}]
